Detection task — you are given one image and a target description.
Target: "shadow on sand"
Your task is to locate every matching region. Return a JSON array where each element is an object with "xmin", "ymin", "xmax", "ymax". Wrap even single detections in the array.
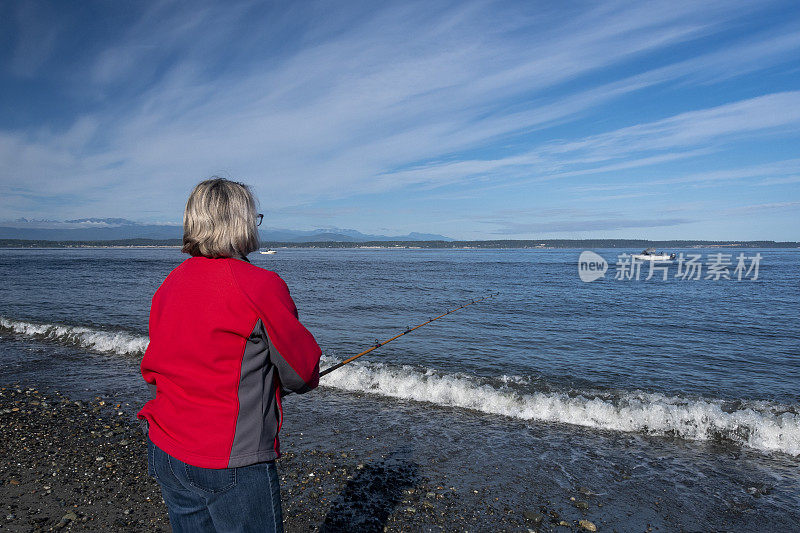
[{"xmin": 320, "ymin": 451, "xmax": 419, "ymax": 532}]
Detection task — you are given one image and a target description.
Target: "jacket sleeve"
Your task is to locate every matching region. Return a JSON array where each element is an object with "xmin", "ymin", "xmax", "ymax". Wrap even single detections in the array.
[
  {"xmin": 141, "ymin": 290, "xmax": 161, "ymax": 399},
  {"xmin": 239, "ymin": 269, "xmax": 321, "ymax": 394}
]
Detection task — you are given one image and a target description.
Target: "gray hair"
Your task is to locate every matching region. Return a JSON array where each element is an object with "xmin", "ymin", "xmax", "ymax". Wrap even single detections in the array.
[{"xmin": 182, "ymin": 177, "xmax": 260, "ymax": 258}]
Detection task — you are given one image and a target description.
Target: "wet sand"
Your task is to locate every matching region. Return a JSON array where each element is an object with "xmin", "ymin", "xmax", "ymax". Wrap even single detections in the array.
[{"xmin": 1, "ymin": 384, "xmax": 601, "ymax": 532}]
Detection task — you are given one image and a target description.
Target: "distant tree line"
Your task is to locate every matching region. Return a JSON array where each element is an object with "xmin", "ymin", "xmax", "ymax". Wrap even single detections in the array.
[
  {"xmin": 2, "ymin": 238, "xmax": 797, "ymax": 249},
  {"xmin": 265, "ymin": 239, "xmax": 799, "ymax": 249}
]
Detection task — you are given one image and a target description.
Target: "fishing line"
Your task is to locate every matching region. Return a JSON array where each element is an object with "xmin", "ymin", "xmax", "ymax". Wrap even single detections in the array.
[{"xmin": 318, "ymin": 292, "xmax": 499, "ymax": 379}]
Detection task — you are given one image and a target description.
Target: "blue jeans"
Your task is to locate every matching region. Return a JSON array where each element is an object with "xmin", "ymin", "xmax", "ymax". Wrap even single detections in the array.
[{"xmin": 147, "ymin": 439, "xmax": 283, "ymax": 533}]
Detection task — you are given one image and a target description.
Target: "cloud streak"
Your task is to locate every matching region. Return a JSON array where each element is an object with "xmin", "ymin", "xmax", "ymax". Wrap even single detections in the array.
[
  {"xmin": 487, "ymin": 218, "xmax": 692, "ymax": 234},
  {"xmin": 0, "ymin": 0, "xmax": 798, "ymax": 239}
]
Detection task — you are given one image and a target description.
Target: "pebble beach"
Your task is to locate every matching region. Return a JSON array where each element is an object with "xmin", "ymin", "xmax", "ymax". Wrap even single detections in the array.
[{"xmin": 1, "ymin": 384, "xmax": 604, "ymax": 532}]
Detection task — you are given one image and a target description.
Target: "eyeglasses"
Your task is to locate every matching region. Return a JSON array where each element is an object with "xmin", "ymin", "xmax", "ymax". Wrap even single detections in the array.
[{"xmin": 256, "ymin": 214, "xmax": 263, "ymax": 227}]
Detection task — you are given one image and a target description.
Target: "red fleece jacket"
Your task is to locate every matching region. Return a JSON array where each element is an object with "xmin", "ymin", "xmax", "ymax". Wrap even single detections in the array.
[{"xmin": 138, "ymin": 256, "xmax": 320, "ymax": 468}]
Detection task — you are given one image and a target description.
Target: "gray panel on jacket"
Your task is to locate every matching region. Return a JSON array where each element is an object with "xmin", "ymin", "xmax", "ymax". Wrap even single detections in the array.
[{"xmin": 229, "ymin": 319, "xmax": 272, "ymax": 466}]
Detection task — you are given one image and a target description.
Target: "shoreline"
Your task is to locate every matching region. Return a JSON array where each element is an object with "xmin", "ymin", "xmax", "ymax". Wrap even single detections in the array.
[
  {"xmin": 2, "ymin": 245, "xmax": 799, "ymax": 251},
  {"xmin": 2, "ymin": 238, "xmax": 799, "ymax": 250},
  {"xmin": 1, "ymin": 384, "xmax": 601, "ymax": 532}
]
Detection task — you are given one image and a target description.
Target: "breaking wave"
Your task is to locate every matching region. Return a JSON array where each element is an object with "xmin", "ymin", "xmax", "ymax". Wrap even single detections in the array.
[
  {"xmin": 2, "ymin": 316, "xmax": 797, "ymax": 456},
  {"xmin": 0, "ymin": 316, "xmax": 148, "ymax": 356},
  {"xmin": 318, "ymin": 355, "xmax": 800, "ymax": 457}
]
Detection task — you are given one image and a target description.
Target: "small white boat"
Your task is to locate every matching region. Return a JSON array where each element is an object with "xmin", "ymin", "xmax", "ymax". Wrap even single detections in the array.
[
  {"xmin": 632, "ymin": 248, "xmax": 675, "ymax": 261},
  {"xmin": 259, "ymin": 250, "xmax": 277, "ymax": 255}
]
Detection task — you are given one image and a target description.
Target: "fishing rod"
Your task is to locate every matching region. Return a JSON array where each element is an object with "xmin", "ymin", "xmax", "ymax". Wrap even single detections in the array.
[{"xmin": 318, "ymin": 292, "xmax": 500, "ymax": 379}]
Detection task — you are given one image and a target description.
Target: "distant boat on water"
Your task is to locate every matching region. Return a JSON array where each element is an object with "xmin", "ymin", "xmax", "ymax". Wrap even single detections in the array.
[
  {"xmin": 632, "ymin": 248, "xmax": 676, "ymax": 261},
  {"xmin": 259, "ymin": 250, "xmax": 277, "ymax": 255}
]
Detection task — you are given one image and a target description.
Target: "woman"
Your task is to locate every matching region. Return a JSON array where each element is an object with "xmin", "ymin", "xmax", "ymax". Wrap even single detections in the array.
[{"xmin": 138, "ymin": 177, "xmax": 321, "ymax": 532}]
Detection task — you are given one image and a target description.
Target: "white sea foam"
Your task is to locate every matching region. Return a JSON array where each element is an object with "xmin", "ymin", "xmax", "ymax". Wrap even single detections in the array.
[
  {"xmin": 0, "ymin": 316, "xmax": 149, "ymax": 356},
  {"xmin": 2, "ymin": 316, "xmax": 797, "ymax": 456},
  {"xmin": 319, "ymin": 356, "xmax": 800, "ymax": 456}
]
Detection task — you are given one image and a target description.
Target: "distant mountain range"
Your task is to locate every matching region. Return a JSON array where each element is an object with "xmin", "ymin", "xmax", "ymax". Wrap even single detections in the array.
[{"xmin": 0, "ymin": 218, "xmax": 453, "ymax": 242}]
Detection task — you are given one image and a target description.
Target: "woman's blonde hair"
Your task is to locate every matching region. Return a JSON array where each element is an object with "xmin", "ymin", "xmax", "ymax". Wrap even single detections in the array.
[{"xmin": 182, "ymin": 177, "xmax": 260, "ymax": 258}]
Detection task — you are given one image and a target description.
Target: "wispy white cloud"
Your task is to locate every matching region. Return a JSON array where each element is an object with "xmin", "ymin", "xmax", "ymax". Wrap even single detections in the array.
[
  {"xmin": 724, "ymin": 201, "xmax": 800, "ymax": 214},
  {"xmin": 574, "ymin": 192, "xmax": 660, "ymax": 202},
  {"xmin": 757, "ymin": 176, "xmax": 800, "ymax": 186},
  {"xmin": 0, "ymin": 0, "xmax": 798, "ymax": 239},
  {"xmin": 543, "ymin": 91, "xmax": 800, "ymax": 160},
  {"xmin": 569, "ymin": 158, "xmax": 800, "ymax": 192},
  {"xmin": 487, "ymin": 217, "xmax": 692, "ymax": 234},
  {"xmin": 381, "ymin": 91, "xmax": 800, "ymax": 189}
]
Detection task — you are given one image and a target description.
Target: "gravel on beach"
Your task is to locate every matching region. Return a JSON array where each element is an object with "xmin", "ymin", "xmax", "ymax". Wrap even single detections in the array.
[{"xmin": 0, "ymin": 384, "xmax": 602, "ymax": 532}]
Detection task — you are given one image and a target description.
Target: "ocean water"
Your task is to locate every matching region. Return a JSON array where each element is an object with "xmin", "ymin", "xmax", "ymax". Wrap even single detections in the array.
[{"xmin": 1, "ymin": 247, "xmax": 799, "ymax": 529}]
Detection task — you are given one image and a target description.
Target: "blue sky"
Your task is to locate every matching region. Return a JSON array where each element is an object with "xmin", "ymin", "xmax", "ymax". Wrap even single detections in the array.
[{"xmin": 1, "ymin": 0, "xmax": 799, "ymax": 240}]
